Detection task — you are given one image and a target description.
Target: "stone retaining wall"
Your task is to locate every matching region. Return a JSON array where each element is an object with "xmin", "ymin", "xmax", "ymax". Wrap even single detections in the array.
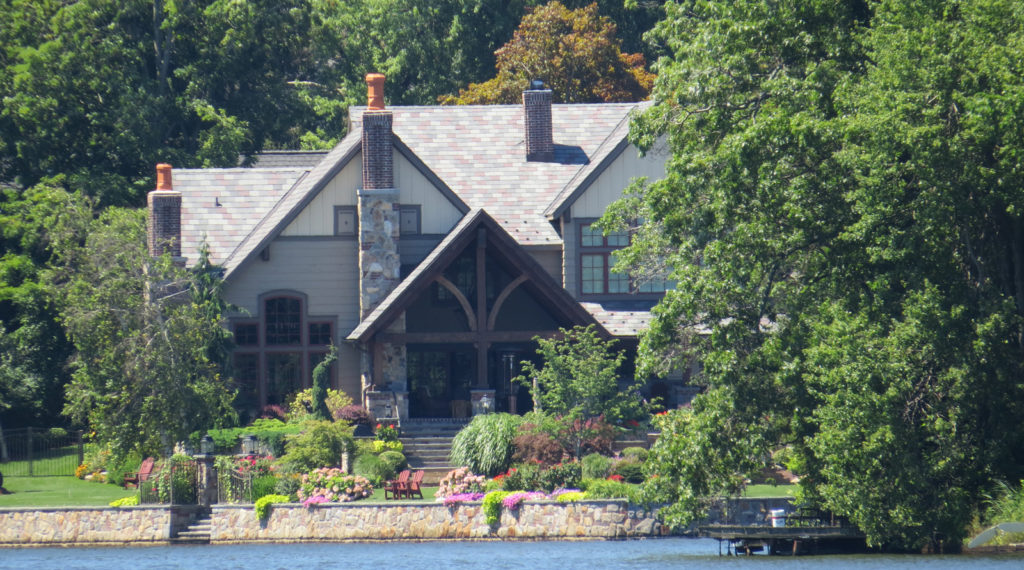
[
  {"xmin": 2, "ymin": 498, "xmax": 794, "ymax": 546},
  {"xmin": 0, "ymin": 506, "xmax": 171, "ymax": 546},
  {"xmin": 0, "ymin": 501, "xmax": 665, "ymax": 546},
  {"xmin": 211, "ymin": 500, "xmax": 665, "ymax": 542}
]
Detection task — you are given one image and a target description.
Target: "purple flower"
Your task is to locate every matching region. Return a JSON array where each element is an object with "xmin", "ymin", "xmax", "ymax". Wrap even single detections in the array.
[
  {"xmin": 443, "ymin": 492, "xmax": 485, "ymax": 506},
  {"xmin": 501, "ymin": 492, "xmax": 546, "ymax": 510}
]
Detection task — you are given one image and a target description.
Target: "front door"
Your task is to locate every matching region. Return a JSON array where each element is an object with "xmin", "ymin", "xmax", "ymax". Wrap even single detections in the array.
[{"xmin": 407, "ymin": 345, "xmax": 475, "ymax": 418}]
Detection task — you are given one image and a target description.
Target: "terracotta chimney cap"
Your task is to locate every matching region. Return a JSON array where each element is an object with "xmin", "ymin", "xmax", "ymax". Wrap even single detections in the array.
[
  {"xmin": 366, "ymin": 73, "xmax": 386, "ymax": 110},
  {"xmin": 155, "ymin": 163, "xmax": 173, "ymax": 191}
]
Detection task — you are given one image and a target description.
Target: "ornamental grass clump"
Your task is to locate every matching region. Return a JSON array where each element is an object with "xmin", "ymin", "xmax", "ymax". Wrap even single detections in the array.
[
  {"xmin": 296, "ymin": 467, "xmax": 373, "ymax": 504},
  {"xmin": 450, "ymin": 413, "xmax": 524, "ymax": 476},
  {"xmin": 436, "ymin": 467, "xmax": 487, "ymax": 498}
]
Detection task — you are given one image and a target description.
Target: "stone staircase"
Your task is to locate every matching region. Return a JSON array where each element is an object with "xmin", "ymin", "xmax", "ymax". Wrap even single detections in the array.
[
  {"xmin": 171, "ymin": 509, "xmax": 212, "ymax": 545},
  {"xmin": 399, "ymin": 420, "xmax": 468, "ymax": 484}
]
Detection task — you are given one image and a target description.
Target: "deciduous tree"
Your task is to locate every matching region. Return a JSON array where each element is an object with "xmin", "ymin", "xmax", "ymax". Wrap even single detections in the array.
[
  {"xmin": 607, "ymin": 0, "xmax": 1024, "ymax": 550},
  {"xmin": 62, "ymin": 208, "xmax": 236, "ymax": 459},
  {"xmin": 442, "ymin": 1, "xmax": 654, "ymax": 104}
]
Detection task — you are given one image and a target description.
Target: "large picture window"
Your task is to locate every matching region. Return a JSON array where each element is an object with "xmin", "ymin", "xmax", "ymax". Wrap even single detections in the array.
[{"xmin": 230, "ymin": 292, "xmax": 336, "ymax": 419}]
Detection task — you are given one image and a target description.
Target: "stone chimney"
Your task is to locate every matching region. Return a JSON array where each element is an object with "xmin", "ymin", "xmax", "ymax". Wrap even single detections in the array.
[
  {"xmin": 358, "ymin": 73, "xmax": 400, "ymax": 319},
  {"xmin": 524, "ymin": 80, "xmax": 553, "ymax": 162},
  {"xmin": 147, "ymin": 163, "xmax": 181, "ymax": 258},
  {"xmin": 358, "ymin": 73, "xmax": 408, "ymax": 420}
]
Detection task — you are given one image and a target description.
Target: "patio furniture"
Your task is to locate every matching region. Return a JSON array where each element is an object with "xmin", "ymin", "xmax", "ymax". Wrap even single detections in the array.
[
  {"xmin": 123, "ymin": 457, "xmax": 156, "ymax": 489},
  {"xmin": 384, "ymin": 469, "xmax": 411, "ymax": 500},
  {"xmin": 406, "ymin": 470, "xmax": 425, "ymax": 500}
]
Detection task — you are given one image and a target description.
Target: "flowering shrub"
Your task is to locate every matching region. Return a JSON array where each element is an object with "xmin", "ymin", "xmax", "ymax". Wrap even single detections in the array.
[
  {"xmin": 501, "ymin": 491, "xmax": 547, "ymax": 510},
  {"xmin": 75, "ymin": 464, "xmax": 89, "ymax": 479},
  {"xmin": 233, "ymin": 454, "xmax": 274, "ymax": 477},
  {"xmin": 437, "ymin": 467, "xmax": 487, "ymax": 498},
  {"xmin": 375, "ymin": 423, "xmax": 400, "ymax": 443},
  {"xmin": 607, "ymin": 474, "xmax": 624, "ymax": 482},
  {"xmin": 296, "ymin": 468, "xmax": 373, "ymax": 504},
  {"xmin": 442, "ymin": 492, "xmax": 485, "ymax": 506}
]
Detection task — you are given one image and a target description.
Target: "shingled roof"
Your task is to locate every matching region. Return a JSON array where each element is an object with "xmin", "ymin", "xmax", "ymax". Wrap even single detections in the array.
[
  {"xmin": 173, "ymin": 101, "xmax": 648, "ymax": 275},
  {"xmin": 176, "ymin": 168, "xmax": 309, "ymax": 267}
]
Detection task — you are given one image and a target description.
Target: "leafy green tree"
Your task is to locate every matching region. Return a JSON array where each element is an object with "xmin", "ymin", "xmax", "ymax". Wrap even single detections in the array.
[
  {"xmin": 610, "ymin": 0, "xmax": 1024, "ymax": 551},
  {"xmin": 62, "ymin": 208, "xmax": 236, "ymax": 459},
  {"xmin": 442, "ymin": 1, "xmax": 654, "ymax": 104},
  {"xmin": 0, "ymin": 183, "xmax": 93, "ymax": 427},
  {"xmin": 515, "ymin": 325, "xmax": 643, "ymax": 423}
]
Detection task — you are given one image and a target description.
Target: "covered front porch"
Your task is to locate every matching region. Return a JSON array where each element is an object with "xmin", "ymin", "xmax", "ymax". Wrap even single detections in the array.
[{"xmin": 348, "ymin": 210, "xmax": 608, "ymax": 422}]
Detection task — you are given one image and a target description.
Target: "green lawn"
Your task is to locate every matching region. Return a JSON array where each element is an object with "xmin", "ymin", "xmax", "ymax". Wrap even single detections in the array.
[
  {"xmin": 0, "ymin": 475, "xmax": 440, "ymax": 508},
  {"xmin": 742, "ymin": 484, "xmax": 797, "ymax": 498},
  {"xmin": 0, "ymin": 476, "xmax": 136, "ymax": 508}
]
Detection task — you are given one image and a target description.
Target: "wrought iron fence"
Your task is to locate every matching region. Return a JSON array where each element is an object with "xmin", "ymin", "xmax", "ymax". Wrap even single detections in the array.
[
  {"xmin": 0, "ymin": 427, "xmax": 85, "ymax": 477},
  {"xmin": 218, "ymin": 467, "xmax": 253, "ymax": 504},
  {"xmin": 139, "ymin": 458, "xmax": 199, "ymax": 505}
]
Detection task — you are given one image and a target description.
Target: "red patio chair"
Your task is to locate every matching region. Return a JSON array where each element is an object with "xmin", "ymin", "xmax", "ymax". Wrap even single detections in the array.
[
  {"xmin": 384, "ymin": 469, "xmax": 411, "ymax": 500},
  {"xmin": 405, "ymin": 470, "xmax": 425, "ymax": 500}
]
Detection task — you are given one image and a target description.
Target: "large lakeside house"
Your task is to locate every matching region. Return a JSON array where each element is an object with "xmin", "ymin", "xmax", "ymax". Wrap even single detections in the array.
[{"xmin": 147, "ymin": 74, "xmax": 694, "ymax": 423}]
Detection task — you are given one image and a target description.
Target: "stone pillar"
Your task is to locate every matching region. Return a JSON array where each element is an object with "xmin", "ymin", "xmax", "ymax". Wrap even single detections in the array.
[{"xmin": 195, "ymin": 455, "xmax": 217, "ymax": 507}]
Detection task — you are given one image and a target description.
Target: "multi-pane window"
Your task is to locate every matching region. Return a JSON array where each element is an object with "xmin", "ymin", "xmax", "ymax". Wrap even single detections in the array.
[
  {"xmin": 234, "ymin": 323, "xmax": 258, "ymax": 346},
  {"xmin": 309, "ymin": 322, "xmax": 332, "ymax": 345},
  {"xmin": 579, "ymin": 222, "xmax": 669, "ymax": 295},
  {"xmin": 265, "ymin": 297, "xmax": 301, "ymax": 345},
  {"xmin": 231, "ymin": 295, "xmax": 336, "ymax": 417},
  {"xmin": 580, "ymin": 223, "xmax": 630, "ymax": 295}
]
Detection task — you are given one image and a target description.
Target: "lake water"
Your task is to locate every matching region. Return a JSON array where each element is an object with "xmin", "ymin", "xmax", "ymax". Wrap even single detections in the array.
[{"xmin": 1, "ymin": 538, "xmax": 1020, "ymax": 569}]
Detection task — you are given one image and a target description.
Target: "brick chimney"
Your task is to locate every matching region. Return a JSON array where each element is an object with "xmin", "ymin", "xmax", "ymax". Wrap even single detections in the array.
[
  {"xmin": 524, "ymin": 80, "xmax": 553, "ymax": 162},
  {"xmin": 147, "ymin": 163, "xmax": 181, "ymax": 258}
]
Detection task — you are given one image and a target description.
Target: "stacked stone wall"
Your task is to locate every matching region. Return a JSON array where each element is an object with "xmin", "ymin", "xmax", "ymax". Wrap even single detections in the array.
[
  {"xmin": 0, "ymin": 507, "xmax": 170, "ymax": 546},
  {"xmin": 210, "ymin": 500, "xmax": 666, "ymax": 543}
]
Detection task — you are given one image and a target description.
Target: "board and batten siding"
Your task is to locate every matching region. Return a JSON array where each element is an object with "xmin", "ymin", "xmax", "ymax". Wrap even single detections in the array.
[
  {"xmin": 282, "ymin": 150, "xmax": 462, "ymax": 237},
  {"xmin": 563, "ymin": 143, "xmax": 668, "ymax": 296},
  {"xmin": 570, "ymin": 144, "xmax": 667, "ymax": 219},
  {"xmin": 223, "ymin": 238, "xmax": 362, "ymax": 397}
]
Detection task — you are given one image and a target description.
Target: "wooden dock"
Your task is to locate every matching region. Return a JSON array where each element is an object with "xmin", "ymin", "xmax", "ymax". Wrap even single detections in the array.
[{"xmin": 700, "ymin": 515, "xmax": 868, "ymax": 555}]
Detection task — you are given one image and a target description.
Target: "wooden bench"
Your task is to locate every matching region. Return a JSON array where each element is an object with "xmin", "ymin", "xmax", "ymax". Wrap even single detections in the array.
[{"xmin": 123, "ymin": 457, "xmax": 155, "ymax": 489}]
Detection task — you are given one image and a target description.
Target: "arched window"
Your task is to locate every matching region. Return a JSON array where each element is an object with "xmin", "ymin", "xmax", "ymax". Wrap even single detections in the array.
[{"xmin": 230, "ymin": 292, "xmax": 336, "ymax": 420}]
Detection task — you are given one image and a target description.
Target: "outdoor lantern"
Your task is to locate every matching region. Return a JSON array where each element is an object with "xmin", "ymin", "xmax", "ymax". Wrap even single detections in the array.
[
  {"xmin": 480, "ymin": 394, "xmax": 493, "ymax": 414},
  {"xmin": 241, "ymin": 434, "xmax": 257, "ymax": 455},
  {"xmin": 200, "ymin": 434, "xmax": 214, "ymax": 455}
]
